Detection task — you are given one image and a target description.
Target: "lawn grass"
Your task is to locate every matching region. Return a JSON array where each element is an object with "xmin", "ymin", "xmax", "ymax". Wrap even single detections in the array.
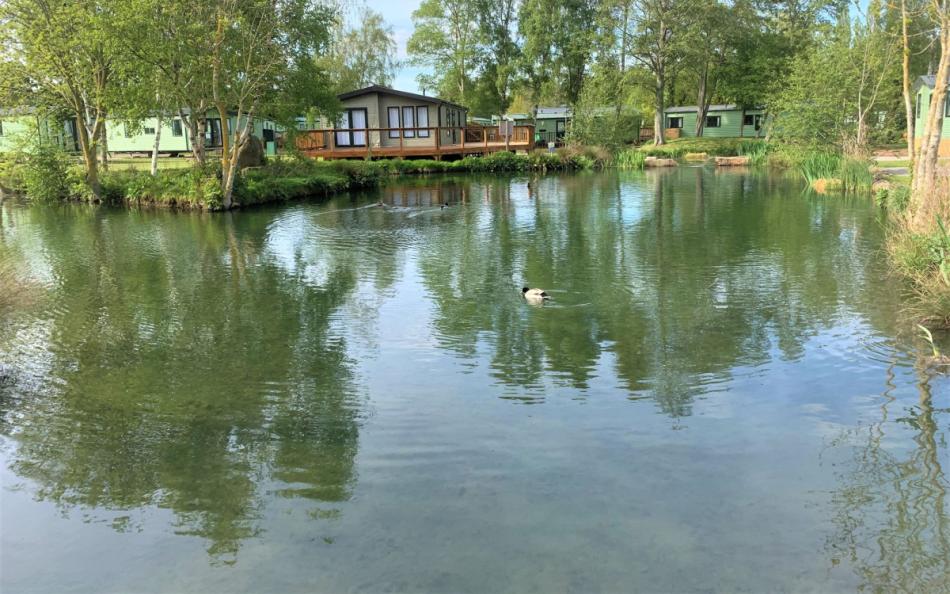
[
  {"xmin": 107, "ymin": 157, "xmax": 196, "ymax": 171},
  {"xmin": 638, "ymin": 137, "xmax": 766, "ymax": 158}
]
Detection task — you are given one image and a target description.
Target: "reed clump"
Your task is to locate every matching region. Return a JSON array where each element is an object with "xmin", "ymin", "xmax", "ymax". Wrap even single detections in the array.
[{"xmin": 796, "ymin": 150, "xmax": 872, "ymax": 193}]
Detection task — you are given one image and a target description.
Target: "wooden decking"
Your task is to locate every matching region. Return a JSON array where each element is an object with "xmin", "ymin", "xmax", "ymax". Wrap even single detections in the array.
[{"xmin": 295, "ymin": 125, "xmax": 535, "ymax": 159}]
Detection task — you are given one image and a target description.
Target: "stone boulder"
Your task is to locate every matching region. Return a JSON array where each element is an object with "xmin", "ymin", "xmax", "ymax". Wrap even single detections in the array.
[
  {"xmin": 644, "ymin": 156, "xmax": 678, "ymax": 167},
  {"xmin": 237, "ymin": 135, "xmax": 266, "ymax": 170},
  {"xmin": 714, "ymin": 156, "xmax": 750, "ymax": 166}
]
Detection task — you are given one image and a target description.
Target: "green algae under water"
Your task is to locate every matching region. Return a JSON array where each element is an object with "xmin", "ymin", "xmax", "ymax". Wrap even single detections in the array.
[{"xmin": 0, "ymin": 168, "xmax": 948, "ymax": 593}]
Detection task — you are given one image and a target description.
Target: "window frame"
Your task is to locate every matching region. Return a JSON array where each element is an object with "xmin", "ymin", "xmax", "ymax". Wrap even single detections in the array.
[
  {"xmin": 416, "ymin": 106, "xmax": 430, "ymax": 138},
  {"xmin": 144, "ymin": 126, "xmax": 156, "ymax": 135},
  {"xmin": 667, "ymin": 116, "xmax": 683, "ymax": 129},
  {"xmin": 171, "ymin": 119, "xmax": 183, "ymax": 137},
  {"xmin": 945, "ymin": 95, "xmax": 950, "ymax": 117},
  {"xmin": 705, "ymin": 115, "xmax": 721, "ymax": 128},
  {"xmin": 387, "ymin": 107, "xmax": 401, "ymax": 138},
  {"xmin": 744, "ymin": 114, "xmax": 762, "ymax": 130},
  {"xmin": 334, "ymin": 108, "xmax": 368, "ymax": 147},
  {"xmin": 0, "ymin": 120, "xmax": 4, "ymax": 136},
  {"xmin": 916, "ymin": 93, "xmax": 922, "ymax": 119},
  {"xmin": 402, "ymin": 106, "xmax": 415, "ymax": 138}
]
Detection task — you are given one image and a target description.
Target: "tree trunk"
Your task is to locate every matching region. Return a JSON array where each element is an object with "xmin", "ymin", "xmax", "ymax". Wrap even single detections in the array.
[
  {"xmin": 910, "ymin": 18, "xmax": 949, "ymax": 231},
  {"xmin": 901, "ymin": 0, "xmax": 916, "ymax": 166},
  {"xmin": 216, "ymin": 105, "xmax": 232, "ymax": 208},
  {"xmin": 220, "ymin": 114, "xmax": 254, "ymax": 210},
  {"xmin": 182, "ymin": 110, "xmax": 207, "ymax": 169},
  {"xmin": 695, "ymin": 64, "xmax": 708, "ymax": 137},
  {"xmin": 150, "ymin": 114, "xmax": 163, "ymax": 176},
  {"xmin": 195, "ymin": 117, "xmax": 207, "ymax": 168},
  {"xmin": 653, "ymin": 65, "xmax": 666, "ymax": 146},
  {"xmin": 856, "ymin": 110, "xmax": 868, "ymax": 148},
  {"xmin": 653, "ymin": 17, "xmax": 667, "ymax": 146},
  {"xmin": 98, "ymin": 121, "xmax": 109, "ymax": 172},
  {"xmin": 75, "ymin": 120, "xmax": 102, "ymax": 201}
]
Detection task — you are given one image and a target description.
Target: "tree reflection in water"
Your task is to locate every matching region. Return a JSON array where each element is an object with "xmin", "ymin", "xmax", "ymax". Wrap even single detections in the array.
[
  {"xmin": 0, "ymin": 205, "xmax": 381, "ymax": 563},
  {"xmin": 0, "ymin": 171, "xmax": 943, "ymax": 583},
  {"xmin": 417, "ymin": 169, "xmax": 902, "ymax": 416},
  {"xmin": 826, "ymin": 363, "xmax": 949, "ymax": 592}
]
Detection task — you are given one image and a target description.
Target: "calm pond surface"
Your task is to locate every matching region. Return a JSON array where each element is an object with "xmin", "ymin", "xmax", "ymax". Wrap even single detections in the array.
[{"xmin": 1, "ymin": 168, "xmax": 948, "ymax": 593}]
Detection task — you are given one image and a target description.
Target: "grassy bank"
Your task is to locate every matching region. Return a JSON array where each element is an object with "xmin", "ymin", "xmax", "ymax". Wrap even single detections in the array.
[
  {"xmin": 883, "ymin": 175, "xmax": 950, "ymax": 328},
  {"xmin": 638, "ymin": 137, "xmax": 768, "ymax": 158},
  {"xmin": 2, "ymin": 147, "xmax": 611, "ymax": 210},
  {"xmin": 617, "ymin": 138, "xmax": 879, "ymax": 196}
]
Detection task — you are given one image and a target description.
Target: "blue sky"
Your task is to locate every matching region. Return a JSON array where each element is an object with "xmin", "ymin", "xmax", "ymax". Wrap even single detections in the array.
[{"xmin": 364, "ymin": 0, "xmax": 425, "ymax": 93}]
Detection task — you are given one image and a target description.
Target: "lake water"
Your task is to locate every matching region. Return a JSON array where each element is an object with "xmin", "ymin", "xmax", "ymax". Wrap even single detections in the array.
[{"xmin": 1, "ymin": 168, "xmax": 948, "ymax": 593}]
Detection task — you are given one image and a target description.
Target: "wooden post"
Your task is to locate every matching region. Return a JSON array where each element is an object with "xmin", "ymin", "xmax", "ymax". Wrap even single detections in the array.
[
  {"xmin": 435, "ymin": 126, "xmax": 441, "ymax": 155},
  {"xmin": 461, "ymin": 127, "xmax": 466, "ymax": 154},
  {"xmin": 483, "ymin": 127, "xmax": 488, "ymax": 150},
  {"xmin": 399, "ymin": 126, "xmax": 404, "ymax": 152}
]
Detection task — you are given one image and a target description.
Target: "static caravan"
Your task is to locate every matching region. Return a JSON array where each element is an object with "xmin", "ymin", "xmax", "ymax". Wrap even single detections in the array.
[
  {"xmin": 913, "ymin": 75, "xmax": 950, "ymax": 157},
  {"xmin": 104, "ymin": 112, "xmax": 281, "ymax": 157},
  {"xmin": 328, "ymin": 85, "xmax": 469, "ymax": 151},
  {"xmin": 663, "ymin": 105, "xmax": 766, "ymax": 139},
  {"xmin": 534, "ymin": 106, "xmax": 571, "ymax": 145},
  {"xmin": 0, "ymin": 110, "xmax": 79, "ymax": 153}
]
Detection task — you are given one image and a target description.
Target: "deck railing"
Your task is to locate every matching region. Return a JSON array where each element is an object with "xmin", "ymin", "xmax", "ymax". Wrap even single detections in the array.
[{"xmin": 295, "ymin": 125, "xmax": 535, "ymax": 155}]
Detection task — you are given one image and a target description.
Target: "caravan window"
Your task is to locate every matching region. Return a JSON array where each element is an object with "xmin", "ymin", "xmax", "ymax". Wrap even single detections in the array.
[
  {"xmin": 706, "ymin": 115, "xmax": 721, "ymax": 128},
  {"xmin": 402, "ymin": 106, "xmax": 415, "ymax": 138},
  {"xmin": 388, "ymin": 107, "xmax": 400, "ymax": 138},
  {"xmin": 417, "ymin": 106, "xmax": 430, "ymax": 138},
  {"xmin": 171, "ymin": 119, "xmax": 183, "ymax": 137},
  {"xmin": 335, "ymin": 109, "xmax": 367, "ymax": 147},
  {"xmin": 667, "ymin": 116, "xmax": 683, "ymax": 129},
  {"xmin": 743, "ymin": 114, "xmax": 762, "ymax": 130}
]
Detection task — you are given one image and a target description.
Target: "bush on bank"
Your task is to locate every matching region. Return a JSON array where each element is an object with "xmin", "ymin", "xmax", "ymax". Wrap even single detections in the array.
[
  {"xmin": 637, "ymin": 138, "xmax": 767, "ymax": 158},
  {"xmin": 2, "ymin": 145, "xmax": 610, "ymax": 209},
  {"xmin": 884, "ymin": 176, "xmax": 950, "ymax": 328}
]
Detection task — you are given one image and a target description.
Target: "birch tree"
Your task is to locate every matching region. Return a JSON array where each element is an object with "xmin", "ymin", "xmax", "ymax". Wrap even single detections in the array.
[
  {"xmin": 116, "ymin": 0, "xmax": 217, "ymax": 169},
  {"xmin": 210, "ymin": 0, "xmax": 336, "ymax": 209},
  {"xmin": 322, "ymin": 7, "xmax": 399, "ymax": 91},
  {"xmin": 910, "ymin": 0, "xmax": 949, "ymax": 229},
  {"xmin": 0, "ymin": 0, "xmax": 133, "ymax": 200}
]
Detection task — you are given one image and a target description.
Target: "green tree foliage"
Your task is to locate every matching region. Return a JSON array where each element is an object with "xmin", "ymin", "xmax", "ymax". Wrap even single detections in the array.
[
  {"xmin": 407, "ymin": 0, "xmax": 481, "ymax": 105},
  {"xmin": 467, "ymin": 0, "xmax": 521, "ymax": 114},
  {"xmin": 770, "ymin": 3, "xmax": 900, "ymax": 149},
  {"xmin": 322, "ymin": 7, "xmax": 400, "ymax": 92},
  {"xmin": 518, "ymin": 0, "xmax": 599, "ymax": 105},
  {"xmin": 0, "ymin": 0, "xmax": 146, "ymax": 200}
]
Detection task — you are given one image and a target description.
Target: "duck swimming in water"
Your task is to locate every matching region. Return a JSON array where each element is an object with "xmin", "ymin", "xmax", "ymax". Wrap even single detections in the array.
[{"xmin": 521, "ymin": 287, "xmax": 550, "ymax": 303}]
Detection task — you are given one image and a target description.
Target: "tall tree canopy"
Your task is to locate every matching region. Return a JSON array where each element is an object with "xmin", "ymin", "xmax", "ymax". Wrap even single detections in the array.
[
  {"xmin": 407, "ymin": 0, "xmax": 481, "ymax": 105},
  {"xmin": 322, "ymin": 7, "xmax": 400, "ymax": 91}
]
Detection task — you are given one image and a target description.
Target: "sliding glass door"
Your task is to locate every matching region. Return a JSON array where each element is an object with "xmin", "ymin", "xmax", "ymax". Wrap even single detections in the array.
[{"xmin": 335, "ymin": 108, "xmax": 368, "ymax": 147}]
